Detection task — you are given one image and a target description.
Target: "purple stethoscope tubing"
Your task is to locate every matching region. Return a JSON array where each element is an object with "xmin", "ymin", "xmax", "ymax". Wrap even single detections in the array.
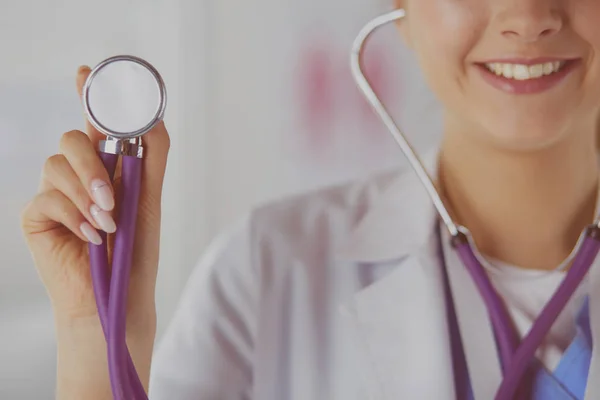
[
  {"xmin": 351, "ymin": 9, "xmax": 600, "ymax": 400},
  {"xmin": 90, "ymin": 153, "xmax": 146, "ymax": 400},
  {"xmin": 451, "ymin": 234, "xmax": 520, "ymax": 372},
  {"xmin": 453, "ymin": 228, "xmax": 600, "ymax": 399},
  {"xmin": 84, "ymin": 55, "xmax": 167, "ymax": 400}
]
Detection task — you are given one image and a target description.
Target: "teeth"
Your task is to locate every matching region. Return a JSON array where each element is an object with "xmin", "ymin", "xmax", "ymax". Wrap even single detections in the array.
[
  {"xmin": 513, "ymin": 64, "xmax": 529, "ymax": 80},
  {"xmin": 485, "ymin": 61, "xmax": 565, "ymax": 80},
  {"xmin": 529, "ymin": 64, "xmax": 544, "ymax": 78}
]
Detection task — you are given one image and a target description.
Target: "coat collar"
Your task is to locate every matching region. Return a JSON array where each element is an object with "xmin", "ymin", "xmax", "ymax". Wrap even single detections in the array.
[
  {"xmin": 342, "ymin": 236, "xmax": 458, "ymax": 400},
  {"xmin": 336, "ymin": 146, "xmax": 441, "ymax": 263},
  {"xmin": 338, "ymin": 148, "xmax": 600, "ymax": 264}
]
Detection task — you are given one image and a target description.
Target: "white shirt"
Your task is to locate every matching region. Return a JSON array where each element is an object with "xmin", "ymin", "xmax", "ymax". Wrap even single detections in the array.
[
  {"xmin": 148, "ymin": 148, "xmax": 600, "ymax": 400},
  {"xmin": 488, "ymin": 260, "xmax": 588, "ymax": 372},
  {"xmin": 442, "ymin": 188, "xmax": 600, "ymax": 373},
  {"xmin": 439, "ymin": 217, "xmax": 591, "ymax": 373}
]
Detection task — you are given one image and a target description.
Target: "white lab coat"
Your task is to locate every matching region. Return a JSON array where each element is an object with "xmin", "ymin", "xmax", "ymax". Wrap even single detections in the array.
[{"xmin": 149, "ymin": 147, "xmax": 600, "ymax": 400}]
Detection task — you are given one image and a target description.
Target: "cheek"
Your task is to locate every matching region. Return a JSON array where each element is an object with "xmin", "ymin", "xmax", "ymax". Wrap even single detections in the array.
[
  {"xmin": 408, "ymin": 0, "xmax": 485, "ymax": 53},
  {"xmin": 408, "ymin": 2, "xmax": 485, "ymax": 103},
  {"xmin": 570, "ymin": 0, "xmax": 600, "ymax": 36},
  {"xmin": 571, "ymin": 3, "xmax": 600, "ymax": 60},
  {"xmin": 570, "ymin": 3, "xmax": 600, "ymax": 108}
]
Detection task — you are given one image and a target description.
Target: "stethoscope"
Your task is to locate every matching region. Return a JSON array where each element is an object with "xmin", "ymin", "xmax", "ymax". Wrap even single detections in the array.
[
  {"xmin": 351, "ymin": 9, "xmax": 600, "ymax": 400},
  {"xmin": 83, "ymin": 55, "xmax": 167, "ymax": 400},
  {"xmin": 82, "ymin": 11, "xmax": 599, "ymax": 400}
]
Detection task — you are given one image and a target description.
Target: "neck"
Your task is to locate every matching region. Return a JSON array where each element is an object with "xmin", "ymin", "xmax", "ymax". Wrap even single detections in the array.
[{"xmin": 438, "ymin": 124, "xmax": 599, "ymax": 271}]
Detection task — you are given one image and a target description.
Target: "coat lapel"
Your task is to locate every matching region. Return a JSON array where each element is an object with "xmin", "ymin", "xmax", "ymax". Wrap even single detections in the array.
[
  {"xmin": 344, "ymin": 242, "xmax": 456, "ymax": 399},
  {"xmin": 337, "ymin": 148, "xmax": 456, "ymax": 399}
]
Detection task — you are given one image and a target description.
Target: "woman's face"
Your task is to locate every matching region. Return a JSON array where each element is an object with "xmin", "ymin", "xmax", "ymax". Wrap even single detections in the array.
[{"xmin": 397, "ymin": 0, "xmax": 600, "ymax": 151}]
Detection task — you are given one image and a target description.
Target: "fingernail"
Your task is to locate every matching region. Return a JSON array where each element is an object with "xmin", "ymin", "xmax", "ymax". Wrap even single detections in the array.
[
  {"xmin": 80, "ymin": 222, "xmax": 102, "ymax": 245},
  {"xmin": 91, "ymin": 179, "xmax": 114, "ymax": 211},
  {"xmin": 90, "ymin": 204, "xmax": 117, "ymax": 233}
]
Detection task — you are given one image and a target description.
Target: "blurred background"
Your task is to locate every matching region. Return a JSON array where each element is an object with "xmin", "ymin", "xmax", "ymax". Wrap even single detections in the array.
[{"xmin": 0, "ymin": 0, "xmax": 442, "ymax": 398}]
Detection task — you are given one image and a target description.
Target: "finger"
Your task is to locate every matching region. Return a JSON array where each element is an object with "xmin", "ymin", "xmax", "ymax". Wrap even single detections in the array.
[
  {"xmin": 21, "ymin": 189, "xmax": 102, "ymax": 245},
  {"xmin": 41, "ymin": 153, "xmax": 116, "ymax": 234},
  {"xmin": 140, "ymin": 120, "xmax": 171, "ymax": 200},
  {"xmin": 58, "ymin": 130, "xmax": 116, "ymax": 213},
  {"xmin": 75, "ymin": 65, "xmax": 105, "ymax": 146}
]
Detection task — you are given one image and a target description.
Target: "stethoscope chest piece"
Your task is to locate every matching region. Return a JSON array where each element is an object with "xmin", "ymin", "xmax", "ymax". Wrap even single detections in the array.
[{"xmin": 83, "ymin": 55, "xmax": 167, "ymax": 156}]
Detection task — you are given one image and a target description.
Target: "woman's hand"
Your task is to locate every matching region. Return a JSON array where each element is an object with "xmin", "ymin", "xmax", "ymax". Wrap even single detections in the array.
[{"xmin": 20, "ymin": 65, "xmax": 170, "ymax": 398}]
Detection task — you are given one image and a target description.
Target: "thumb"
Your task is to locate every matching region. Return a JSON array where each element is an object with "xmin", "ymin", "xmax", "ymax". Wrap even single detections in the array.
[{"xmin": 75, "ymin": 65, "xmax": 105, "ymax": 147}]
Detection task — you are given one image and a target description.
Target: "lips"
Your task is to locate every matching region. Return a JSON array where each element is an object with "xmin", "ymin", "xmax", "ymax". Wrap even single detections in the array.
[{"xmin": 474, "ymin": 58, "xmax": 580, "ymax": 95}]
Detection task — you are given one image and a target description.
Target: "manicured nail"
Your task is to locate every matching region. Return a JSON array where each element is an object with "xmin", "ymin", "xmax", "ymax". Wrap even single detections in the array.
[
  {"xmin": 91, "ymin": 179, "xmax": 114, "ymax": 211},
  {"xmin": 90, "ymin": 204, "xmax": 117, "ymax": 233},
  {"xmin": 80, "ymin": 222, "xmax": 102, "ymax": 245}
]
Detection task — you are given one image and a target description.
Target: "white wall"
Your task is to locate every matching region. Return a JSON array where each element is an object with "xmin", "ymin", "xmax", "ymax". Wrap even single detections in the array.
[
  {"xmin": 209, "ymin": 0, "xmax": 442, "ymax": 231},
  {"xmin": 0, "ymin": 1, "xmax": 194, "ymax": 398},
  {"xmin": 0, "ymin": 0, "xmax": 441, "ymax": 398}
]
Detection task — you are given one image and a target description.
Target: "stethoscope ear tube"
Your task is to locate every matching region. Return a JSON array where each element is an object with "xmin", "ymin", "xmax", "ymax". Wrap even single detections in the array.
[{"xmin": 350, "ymin": 8, "xmax": 460, "ymax": 238}]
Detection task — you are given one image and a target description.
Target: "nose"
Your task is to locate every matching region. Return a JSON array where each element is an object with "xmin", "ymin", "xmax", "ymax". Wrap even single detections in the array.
[{"xmin": 495, "ymin": 1, "xmax": 563, "ymax": 43}]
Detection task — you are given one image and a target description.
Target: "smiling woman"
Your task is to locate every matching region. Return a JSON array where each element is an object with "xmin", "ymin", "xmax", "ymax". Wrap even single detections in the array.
[{"xmin": 18, "ymin": 1, "xmax": 600, "ymax": 400}]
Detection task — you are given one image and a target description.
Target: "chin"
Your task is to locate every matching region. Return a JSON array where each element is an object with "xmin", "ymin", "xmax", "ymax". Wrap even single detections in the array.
[{"xmin": 483, "ymin": 120, "xmax": 568, "ymax": 152}]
